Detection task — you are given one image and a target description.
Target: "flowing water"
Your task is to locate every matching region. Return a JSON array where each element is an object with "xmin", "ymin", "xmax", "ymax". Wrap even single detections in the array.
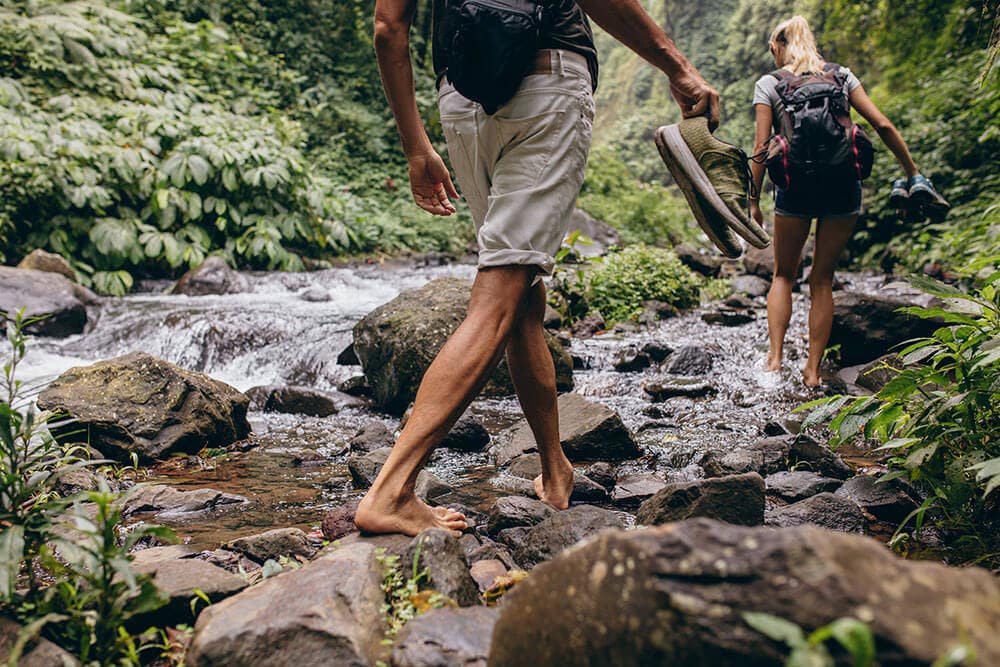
[{"xmin": 21, "ymin": 260, "xmax": 867, "ymax": 548}]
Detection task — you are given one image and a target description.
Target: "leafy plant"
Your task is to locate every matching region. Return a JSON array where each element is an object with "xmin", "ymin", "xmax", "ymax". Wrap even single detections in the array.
[
  {"xmin": 742, "ymin": 612, "xmax": 875, "ymax": 667},
  {"xmin": 800, "ymin": 271, "xmax": 1000, "ymax": 562},
  {"xmin": 375, "ymin": 544, "xmax": 452, "ymax": 641}
]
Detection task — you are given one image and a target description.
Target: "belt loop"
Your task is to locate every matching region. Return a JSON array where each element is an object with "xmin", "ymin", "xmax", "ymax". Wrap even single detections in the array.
[{"xmin": 558, "ymin": 50, "xmax": 566, "ymax": 76}]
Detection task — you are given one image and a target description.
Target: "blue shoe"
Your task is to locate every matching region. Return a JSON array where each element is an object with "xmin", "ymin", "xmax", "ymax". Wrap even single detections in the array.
[
  {"xmin": 889, "ymin": 178, "xmax": 909, "ymax": 211},
  {"xmin": 908, "ymin": 174, "xmax": 950, "ymax": 221}
]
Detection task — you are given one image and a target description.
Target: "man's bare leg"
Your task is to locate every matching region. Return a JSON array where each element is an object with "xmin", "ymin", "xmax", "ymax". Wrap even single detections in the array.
[
  {"xmin": 505, "ymin": 282, "xmax": 574, "ymax": 509},
  {"xmin": 355, "ymin": 266, "xmax": 535, "ymax": 537}
]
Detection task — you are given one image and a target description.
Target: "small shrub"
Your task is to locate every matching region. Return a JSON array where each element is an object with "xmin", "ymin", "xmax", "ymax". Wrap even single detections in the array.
[{"xmin": 742, "ymin": 612, "xmax": 875, "ymax": 667}]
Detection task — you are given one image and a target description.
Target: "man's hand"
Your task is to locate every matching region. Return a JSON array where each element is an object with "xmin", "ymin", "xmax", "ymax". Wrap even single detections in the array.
[
  {"xmin": 670, "ymin": 67, "xmax": 721, "ymax": 130},
  {"xmin": 408, "ymin": 152, "xmax": 460, "ymax": 216}
]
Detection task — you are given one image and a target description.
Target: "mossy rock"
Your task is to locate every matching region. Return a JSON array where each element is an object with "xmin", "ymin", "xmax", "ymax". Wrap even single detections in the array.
[{"xmin": 352, "ymin": 278, "xmax": 573, "ymax": 415}]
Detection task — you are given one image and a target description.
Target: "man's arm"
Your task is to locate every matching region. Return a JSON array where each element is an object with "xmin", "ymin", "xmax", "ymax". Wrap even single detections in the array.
[
  {"xmin": 575, "ymin": 0, "xmax": 720, "ymax": 128},
  {"xmin": 374, "ymin": 0, "xmax": 459, "ymax": 216}
]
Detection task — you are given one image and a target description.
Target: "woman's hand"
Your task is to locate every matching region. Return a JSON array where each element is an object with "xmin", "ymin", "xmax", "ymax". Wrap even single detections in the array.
[
  {"xmin": 750, "ymin": 199, "xmax": 764, "ymax": 226},
  {"xmin": 408, "ymin": 151, "xmax": 460, "ymax": 216}
]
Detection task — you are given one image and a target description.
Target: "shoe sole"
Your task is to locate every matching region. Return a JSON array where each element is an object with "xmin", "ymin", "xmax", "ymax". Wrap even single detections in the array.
[
  {"xmin": 889, "ymin": 192, "xmax": 909, "ymax": 210},
  {"xmin": 655, "ymin": 125, "xmax": 771, "ymax": 251}
]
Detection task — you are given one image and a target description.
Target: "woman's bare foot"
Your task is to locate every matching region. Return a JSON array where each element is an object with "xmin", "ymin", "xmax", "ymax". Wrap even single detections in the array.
[
  {"xmin": 765, "ymin": 351, "xmax": 782, "ymax": 372},
  {"xmin": 533, "ymin": 459, "xmax": 575, "ymax": 510},
  {"xmin": 802, "ymin": 366, "xmax": 822, "ymax": 388},
  {"xmin": 355, "ymin": 491, "xmax": 467, "ymax": 537}
]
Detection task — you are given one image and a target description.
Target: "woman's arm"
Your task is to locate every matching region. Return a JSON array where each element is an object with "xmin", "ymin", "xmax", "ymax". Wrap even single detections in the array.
[
  {"xmin": 749, "ymin": 103, "xmax": 772, "ymax": 224},
  {"xmin": 848, "ymin": 84, "xmax": 919, "ymax": 178}
]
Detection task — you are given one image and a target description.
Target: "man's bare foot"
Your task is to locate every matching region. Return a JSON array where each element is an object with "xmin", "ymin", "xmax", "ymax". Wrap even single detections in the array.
[
  {"xmin": 533, "ymin": 459, "xmax": 574, "ymax": 510},
  {"xmin": 355, "ymin": 491, "xmax": 467, "ymax": 537}
]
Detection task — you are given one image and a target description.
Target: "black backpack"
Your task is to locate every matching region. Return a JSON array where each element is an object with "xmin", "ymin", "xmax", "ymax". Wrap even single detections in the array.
[
  {"xmin": 441, "ymin": 0, "xmax": 550, "ymax": 114},
  {"xmin": 763, "ymin": 63, "xmax": 874, "ymax": 189}
]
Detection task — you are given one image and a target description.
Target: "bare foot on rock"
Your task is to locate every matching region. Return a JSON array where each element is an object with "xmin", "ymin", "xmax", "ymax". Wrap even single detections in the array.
[
  {"xmin": 533, "ymin": 459, "xmax": 574, "ymax": 511},
  {"xmin": 355, "ymin": 492, "xmax": 467, "ymax": 537}
]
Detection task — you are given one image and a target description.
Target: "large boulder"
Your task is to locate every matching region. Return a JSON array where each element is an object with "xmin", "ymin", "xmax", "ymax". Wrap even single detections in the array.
[
  {"xmin": 830, "ymin": 289, "xmax": 940, "ymax": 366},
  {"xmin": 494, "ymin": 393, "xmax": 639, "ymax": 465},
  {"xmin": 187, "ymin": 542, "xmax": 386, "ymax": 667},
  {"xmin": 132, "ymin": 558, "xmax": 248, "ymax": 626},
  {"xmin": 121, "ymin": 484, "xmax": 249, "ymax": 518},
  {"xmin": 37, "ymin": 352, "xmax": 250, "ymax": 462},
  {"xmin": 835, "ymin": 474, "xmax": 917, "ymax": 523},
  {"xmin": 0, "ymin": 266, "xmax": 96, "ymax": 337},
  {"xmin": 0, "ymin": 616, "xmax": 79, "ymax": 666},
  {"xmin": 406, "ymin": 529, "xmax": 480, "ymax": 607},
  {"xmin": 171, "ymin": 256, "xmax": 249, "ymax": 296},
  {"xmin": 246, "ymin": 385, "xmax": 343, "ymax": 417},
  {"xmin": 514, "ymin": 505, "xmax": 625, "ymax": 569},
  {"xmin": 390, "ymin": 607, "xmax": 498, "ymax": 667},
  {"xmin": 485, "ymin": 496, "xmax": 556, "ymax": 535},
  {"xmin": 352, "ymin": 278, "xmax": 573, "ymax": 414},
  {"xmin": 17, "ymin": 249, "xmax": 76, "ymax": 280},
  {"xmin": 766, "ymin": 492, "xmax": 866, "ymax": 533},
  {"xmin": 636, "ymin": 473, "xmax": 765, "ymax": 527},
  {"xmin": 490, "ymin": 519, "xmax": 1000, "ymax": 666}
]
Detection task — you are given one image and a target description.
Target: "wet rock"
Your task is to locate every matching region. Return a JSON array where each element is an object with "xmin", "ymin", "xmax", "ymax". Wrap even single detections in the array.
[
  {"xmin": 636, "ymin": 472, "xmax": 765, "ymax": 527},
  {"xmin": 730, "ymin": 274, "xmax": 771, "ymax": 298},
  {"xmin": 187, "ymin": 543, "xmax": 386, "ymax": 667},
  {"xmin": 570, "ymin": 313, "xmax": 606, "ymax": 338},
  {"xmin": 674, "ymin": 243, "xmax": 725, "ymax": 277},
  {"xmin": 571, "ymin": 473, "xmax": 609, "ymax": 502},
  {"xmin": 334, "ymin": 532, "xmax": 413, "ymax": 560},
  {"xmin": 835, "ymin": 474, "xmax": 917, "ymax": 523},
  {"xmin": 171, "ymin": 256, "xmax": 249, "ymax": 296},
  {"xmin": 514, "ymin": 505, "xmax": 625, "ymax": 569},
  {"xmin": 724, "ymin": 293, "xmax": 757, "ymax": 309},
  {"xmin": 644, "ymin": 377, "xmax": 716, "ymax": 401},
  {"xmin": 193, "ymin": 549, "xmax": 261, "ymax": 575},
  {"xmin": 440, "ymin": 413, "xmax": 490, "ymax": 452},
  {"xmin": 566, "ymin": 208, "xmax": 621, "ymax": 258},
  {"xmin": 855, "ymin": 353, "xmax": 904, "ymax": 393},
  {"xmin": 0, "ymin": 267, "xmax": 95, "ymax": 337},
  {"xmin": 489, "ymin": 519, "xmax": 1000, "ymax": 667},
  {"xmin": 0, "ymin": 615, "xmax": 80, "ymax": 666},
  {"xmin": 347, "ymin": 448, "xmax": 450, "ymax": 501},
  {"xmin": 641, "ymin": 341, "xmax": 673, "ymax": 362},
  {"xmin": 337, "ymin": 343, "xmax": 360, "ymax": 366},
  {"xmin": 584, "ymin": 462, "xmax": 617, "ymax": 490},
  {"xmin": 502, "ymin": 455, "xmax": 607, "ymax": 502},
  {"xmin": 55, "ymin": 468, "xmax": 115, "ymax": 497},
  {"xmin": 765, "ymin": 471, "xmax": 841, "ymax": 501},
  {"xmin": 17, "ymin": 248, "xmax": 76, "ymax": 281},
  {"xmin": 246, "ymin": 385, "xmax": 341, "ymax": 417},
  {"xmin": 299, "ymin": 286, "xmax": 332, "ymax": 302},
  {"xmin": 225, "ymin": 528, "xmax": 317, "ymax": 563},
  {"xmin": 788, "ymin": 434, "xmax": 853, "ymax": 479},
  {"xmin": 495, "ymin": 393, "xmax": 639, "ymax": 466},
  {"xmin": 612, "ymin": 347, "xmax": 652, "ymax": 372},
  {"xmin": 506, "ymin": 453, "xmax": 542, "ymax": 479},
  {"xmin": 350, "ymin": 422, "xmax": 394, "ymax": 453},
  {"xmin": 469, "ymin": 559, "xmax": 508, "ymax": 592},
  {"xmin": 133, "ymin": 558, "xmax": 248, "ymax": 626},
  {"xmin": 352, "ymin": 278, "xmax": 573, "ymax": 414},
  {"xmin": 406, "ymin": 529, "xmax": 480, "ymax": 607},
  {"xmin": 830, "ymin": 289, "xmax": 940, "ymax": 365},
  {"xmin": 496, "ymin": 527, "xmax": 531, "ymax": 554},
  {"xmin": 338, "ymin": 375, "xmax": 372, "ymax": 397},
  {"xmin": 763, "ymin": 420, "xmax": 791, "ymax": 436},
  {"xmin": 742, "ymin": 243, "xmax": 777, "ymax": 278},
  {"xmin": 543, "ymin": 305, "xmax": 563, "ymax": 329},
  {"xmin": 701, "ymin": 309, "xmax": 755, "ymax": 326},
  {"xmin": 321, "ymin": 499, "xmax": 361, "ymax": 541},
  {"xmin": 38, "ymin": 352, "xmax": 250, "ymax": 462},
  {"xmin": 121, "ymin": 484, "xmax": 249, "ymax": 518},
  {"xmin": 131, "ymin": 544, "xmax": 199, "ymax": 567},
  {"xmin": 610, "ymin": 474, "xmax": 667, "ymax": 509},
  {"xmin": 664, "ymin": 344, "xmax": 718, "ymax": 375},
  {"xmin": 391, "ymin": 606, "xmax": 498, "ymax": 667},
  {"xmin": 486, "ymin": 497, "xmax": 555, "ymax": 535},
  {"xmin": 766, "ymin": 492, "xmax": 865, "ymax": 533}
]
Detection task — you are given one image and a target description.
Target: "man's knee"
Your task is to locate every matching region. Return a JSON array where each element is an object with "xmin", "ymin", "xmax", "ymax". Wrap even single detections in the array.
[{"xmin": 468, "ymin": 267, "xmax": 535, "ymax": 339}]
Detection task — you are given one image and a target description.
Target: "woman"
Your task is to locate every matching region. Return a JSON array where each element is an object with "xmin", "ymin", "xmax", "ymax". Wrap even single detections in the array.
[{"xmin": 749, "ymin": 15, "xmax": 941, "ymax": 388}]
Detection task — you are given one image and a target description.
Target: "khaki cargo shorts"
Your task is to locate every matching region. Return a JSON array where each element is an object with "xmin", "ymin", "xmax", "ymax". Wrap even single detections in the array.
[{"xmin": 438, "ymin": 49, "xmax": 595, "ymax": 279}]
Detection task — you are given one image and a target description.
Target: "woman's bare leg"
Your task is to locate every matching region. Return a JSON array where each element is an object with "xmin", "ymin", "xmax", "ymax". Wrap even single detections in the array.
[
  {"xmin": 766, "ymin": 214, "xmax": 812, "ymax": 371},
  {"xmin": 803, "ymin": 214, "xmax": 858, "ymax": 386}
]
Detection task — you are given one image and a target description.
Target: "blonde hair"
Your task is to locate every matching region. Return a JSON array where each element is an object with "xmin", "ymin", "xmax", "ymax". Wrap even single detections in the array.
[{"xmin": 770, "ymin": 16, "xmax": 825, "ymax": 75}]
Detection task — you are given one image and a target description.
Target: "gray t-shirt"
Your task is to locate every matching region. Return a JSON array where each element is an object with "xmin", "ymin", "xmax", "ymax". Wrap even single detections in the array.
[{"xmin": 753, "ymin": 65, "xmax": 861, "ymax": 108}]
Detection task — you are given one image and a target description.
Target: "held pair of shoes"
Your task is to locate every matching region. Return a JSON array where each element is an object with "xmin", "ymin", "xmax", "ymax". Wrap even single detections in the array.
[
  {"xmin": 655, "ymin": 117, "xmax": 771, "ymax": 258},
  {"xmin": 889, "ymin": 174, "xmax": 950, "ymax": 223}
]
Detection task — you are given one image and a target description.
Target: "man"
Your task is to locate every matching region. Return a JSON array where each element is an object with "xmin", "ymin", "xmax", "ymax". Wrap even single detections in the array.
[{"xmin": 356, "ymin": 0, "xmax": 720, "ymax": 537}]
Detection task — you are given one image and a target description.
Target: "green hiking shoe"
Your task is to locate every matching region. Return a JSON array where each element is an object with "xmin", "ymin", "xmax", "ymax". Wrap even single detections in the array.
[{"xmin": 655, "ymin": 117, "xmax": 770, "ymax": 256}]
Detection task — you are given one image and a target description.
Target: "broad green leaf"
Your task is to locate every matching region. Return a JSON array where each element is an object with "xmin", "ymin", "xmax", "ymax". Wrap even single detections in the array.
[
  {"xmin": 187, "ymin": 155, "xmax": 211, "ymax": 185},
  {"xmin": 826, "ymin": 618, "xmax": 875, "ymax": 667},
  {"xmin": 742, "ymin": 611, "xmax": 806, "ymax": 646},
  {"xmin": 0, "ymin": 524, "xmax": 25, "ymax": 600}
]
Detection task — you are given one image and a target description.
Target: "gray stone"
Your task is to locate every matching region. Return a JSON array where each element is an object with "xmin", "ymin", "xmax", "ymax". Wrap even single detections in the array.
[
  {"xmin": 187, "ymin": 543, "xmax": 386, "ymax": 667},
  {"xmin": 731, "ymin": 274, "xmax": 771, "ymax": 298},
  {"xmin": 835, "ymin": 474, "xmax": 917, "ymax": 523},
  {"xmin": 636, "ymin": 473, "xmax": 765, "ymax": 527},
  {"xmin": 246, "ymin": 385, "xmax": 341, "ymax": 417},
  {"xmin": 338, "ymin": 375, "xmax": 371, "ymax": 397},
  {"xmin": 514, "ymin": 505, "xmax": 625, "ymax": 569},
  {"xmin": 38, "ymin": 352, "xmax": 250, "ymax": 462},
  {"xmin": 406, "ymin": 529, "xmax": 480, "ymax": 607},
  {"xmin": 337, "ymin": 343, "xmax": 360, "ymax": 366},
  {"xmin": 584, "ymin": 462, "xmax": 617, "ymax": 490},
  {"xmin": 765, "ymin": 471, "xmax": 842, "ymax": 501},
  {"xmin": 17, "ymin": 249, "xmax": 76, "ymax": 281},
  {"xmin": 347, "ymin": 448, "xmax": 450, "ymax": 501},
  {"xmin": 855, "ymin": 354, "xmax": 904, "ymax": 392},
  {"xmin": 440, "ymin": 413, "xmax": 491, "ymax": 452},
  {"xmin": 610, "ymin": 474, "xmax": 668, "ymax": 509},
  {"xmin": 665, "ymin": 345, "xmax": 718, "ymax": 375},
  {"xmin": 0, "ymin": 616, "xmax": 79, "ymax": 666},
  {"xmin": 494, "ymin": 393, "xmax": 639, "ymax": 465},
  {"xmin": 225, "ymin": 528, "xmax": 316, "ymax": 563},
  {"xmin": 700, "ymin": 437, "xmax": 791, "ymax": 477},
  {"xmin": 702, "ymin": 309, "xmax": 755, "ymax": 326},
  {"xmin": 644, "ymin": 377, "xmax": 716, "ymax": 401},
  {"xmin": 391, "ymin": 606, "xmax": 498, "ymax": 667},
  {"xmin": 350, "ymin": 422, "xmax": 394, "ymax": 453},
  {"xmin": 674, "ymin": 243, "xmax": 725, "ymax": 277},
  {"xmin": 788, "ymin": 435, "xmax": 853, "ymax": 479},
  {"xmin": 133, "ymin": 557, "xmax": 248, "ymax": 625},
  {"xmin": 121, "ymin": 484, "xmax": 248, "ymax": 518},
  {"xmin": 322, "ymin": 499, "xmax": 360, "ymax": 542},
  {"xmin": 486, "ymin": 496, "xmax": 555, "ymax": 535},
  {"xmin": 766, "ymin": 492, "xmax": 866, "ymax": 533},
  {"xmin": 469, "ymin": 560, "xmax": 508, "ymax": 592},
  {"xmin": 489, "ymin": 519, "xmax": 1000, "ymax": 666},
  {"xmin": 171, "ymin": 256, "xmax": 249, "ymax": 296},
  {"xmin": 543, "ymin": 305, "xmax": 563, "ymax": 329},
  {"xmin": 353, "ymin": 278, "xmax": 572, "ymax": 414},
  {"xmin": 131, "ymin": 544, "xmax": 199, "ymax": 567},
  {"xmin": 613, "ymin": 347, "xmax": 652, "ymax": 372},
  {"xmin": 299, "ymin": 286, "xmax": 332, "ymax": 302},
  {"xmin": 566, "ymin": 208, "xmax": 621, "ymax": 258},
  {"xmin": 571, "ymin": 473, "xmax": 609, "ymax": 502},
  {"xmin": 0, "ymin": 266, "xmax": 95, "ymax": 337},
  {"xmin": 506, "ymin": 453, "xmax": 542, "ymax": 480},
  {"xmin": 831, "ymin": 289, "xmax": 941, "ymax": 366}
]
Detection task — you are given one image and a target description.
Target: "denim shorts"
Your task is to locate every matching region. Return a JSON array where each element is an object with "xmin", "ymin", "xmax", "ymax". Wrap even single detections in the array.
[
  {"xmin": 438, "ymin": 50, "xmax": 595, "ymax": 278},
  {"xmin": 775, "ymin": 176, "xmax": 863, "ymax": 219}
]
